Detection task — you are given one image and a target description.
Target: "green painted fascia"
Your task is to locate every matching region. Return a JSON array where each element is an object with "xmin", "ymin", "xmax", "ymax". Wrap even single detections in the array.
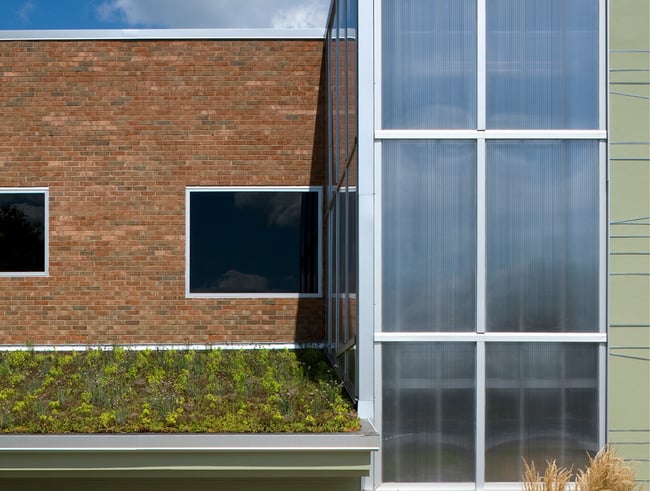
[{"xmin": 0, "ymin": 421, "xmax": 379, "ymax": 479}]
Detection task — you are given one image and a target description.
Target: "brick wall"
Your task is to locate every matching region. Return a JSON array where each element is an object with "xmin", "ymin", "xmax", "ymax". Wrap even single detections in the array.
[{"xmin": 0, "ymin": 39, "xmax": 327, "ymax": 345}]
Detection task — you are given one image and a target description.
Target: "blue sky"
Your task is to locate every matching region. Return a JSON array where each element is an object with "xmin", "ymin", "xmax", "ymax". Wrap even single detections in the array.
[{"xmin": 0, "ymin": 0, "xmax": 330, "ymax": 29}]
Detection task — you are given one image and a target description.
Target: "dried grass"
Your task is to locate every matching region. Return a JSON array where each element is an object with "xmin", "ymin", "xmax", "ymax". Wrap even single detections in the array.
[
  {"xmin": 575, "ymin": 448, "xmax": 640, "ymax": 491},
  {"xmin": 522, "ymin": 459, "xmax": 572, "ymax": 491},
  {"xmin": 522, "ymin": 448, "xmax": 641, "ymax": 491}
]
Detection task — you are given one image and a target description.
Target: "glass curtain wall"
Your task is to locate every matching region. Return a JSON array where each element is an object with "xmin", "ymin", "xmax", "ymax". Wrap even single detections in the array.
[
  {"xmin": 327, "ymin": 0, "xmax": 358, "ymax": 394},
  {"xmin": 377, "ymin": 0, "xmax": 605, "ymax": 487}
]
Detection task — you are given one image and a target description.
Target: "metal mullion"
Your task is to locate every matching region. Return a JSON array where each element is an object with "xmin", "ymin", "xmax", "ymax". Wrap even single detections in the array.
[
  {"xmin": 375, "ymin": 332, "xmax": 608, "ymax": 343},
  {"xmin": 599, "ymin": 343, "xmax": 607, "ymax": 450},
  {"xmin": 600, "ymin": 141, "xmax": 608, "ymax": 335},
  {"xmin": 375, "ymin": 129, "xmax": 607, "ymax": 140},
  {"xmin": 599, "ymin": 0, "xmax": 607, "ymax": 132},
  {"xmin": 477, "ymin": 138, "xmax": 486, "ymax": 334},
  {"xmin": 477, "ymin": 0, "xmax": 486, "ymax": 131},
  {"xmin": 374, "ymin": 0, "xmax": 382, "ymax": 132},
  {"xmin": 476, "ymin": 341, "xmax": 486, "ymax": 491}
]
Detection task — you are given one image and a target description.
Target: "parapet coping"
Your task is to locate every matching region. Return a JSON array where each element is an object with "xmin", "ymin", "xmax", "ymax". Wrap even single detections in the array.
[{"xmin": 0, "ymin": 28, "xmax": 325, "ymax": 41}]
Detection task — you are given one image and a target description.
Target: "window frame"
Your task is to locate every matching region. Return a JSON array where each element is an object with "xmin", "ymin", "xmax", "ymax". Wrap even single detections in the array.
[
  {"xmin": 185, "ymin": 186, "xmax": 322, "ymax": 299},
  {"xmin": 0, "ymin": 187, "xmax": 49, "ymax": 277}
]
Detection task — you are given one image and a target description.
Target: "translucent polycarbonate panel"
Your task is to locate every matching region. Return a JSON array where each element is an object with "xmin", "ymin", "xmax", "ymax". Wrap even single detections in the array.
[
  {"xmin": 382, "ymin": 0, "xmax": 477, "ymax": 129},
  {"xmin": 486, "ymin": 343, "xmax": 599, "ymax": 481},
  {"xmin": 383, "ymin": 343, "xmax": 476, "ymax": 482},
  {"xmin": 383, "ymin": 141, "xmax": 476, "ymax": 332},
  {"xmin": 486, "ymin": 141, "xmax": 599, "ymax": 332},
  {"xmin": 487, "ymin": 0, "xmax": 599, "ymax": 128}
]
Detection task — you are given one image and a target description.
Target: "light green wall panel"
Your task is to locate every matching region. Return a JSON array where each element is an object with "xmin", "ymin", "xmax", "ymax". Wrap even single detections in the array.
[
  {"xmin": 609, "ymin": 96, "xmax": 650, "ymax": 141},
  {"xmin": 610, "ymin": 255, "xmax": 650, "ymax": 274},
  {"xmin": 609, "ymin": 276, "xmax": 650, "ymax": 324},
  {"xmin": 609, "ymin": 326, "xmax": 650, "ymax": 347},
  {"xmin": 608, "ymin": 0, "xmax": 650, "ymax": 485},
  {"xmin": 608, "ymin": 355, "xmax": 650, "ymax": 429},
  {"xmin": 610, "ymin": 237, "xmax": 650, "ymax": 255},
  {"xmin": 609, "ymin": 0, "xmax": 650, "ymax": 49},
  {"xmin": 609, "ymin": 166, "xmax": 650, "ymax": 220}
]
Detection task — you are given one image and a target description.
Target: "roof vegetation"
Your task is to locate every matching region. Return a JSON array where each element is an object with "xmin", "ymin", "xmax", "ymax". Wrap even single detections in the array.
[{"xmin": 0, "ymin": 348, "xmax": 360, "ymax": 434}]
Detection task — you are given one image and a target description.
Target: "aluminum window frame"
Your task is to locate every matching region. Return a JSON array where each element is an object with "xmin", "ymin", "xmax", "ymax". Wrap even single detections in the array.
[
  {"xmin": 185, "ymin": 186, "xmax": 322, "ymax": 299},
  {"xmin": 0, "ymin": 187, "xmax": 49, "ymax": 278},
  {"xmin": 368, "ymin": 0, "xmax": 608, "ymax": 488}
]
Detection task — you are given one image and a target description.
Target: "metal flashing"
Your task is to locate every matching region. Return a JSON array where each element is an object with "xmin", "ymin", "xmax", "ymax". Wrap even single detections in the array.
[
  {"xmin": 0, "ymin": 421, "xmax": 379, "ymax": 479},
  {"xmin": 0, "ymin": 28, "xmax": 325, "ymax": 41}
]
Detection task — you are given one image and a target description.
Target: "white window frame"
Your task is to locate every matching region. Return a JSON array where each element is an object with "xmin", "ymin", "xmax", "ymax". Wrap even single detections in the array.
[
  {"xmin": 185, "ymin": 186, "xmax": 322, "ymax": 299},
  {"xmin": 0, "ymin": 187, "xmax": 49, "ymax": 277}
]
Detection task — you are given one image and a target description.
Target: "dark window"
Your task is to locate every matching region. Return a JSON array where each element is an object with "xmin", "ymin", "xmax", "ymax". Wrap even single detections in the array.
[
  {"xmin": 0, "ymin": 191, "xmax": 47, "ymax": 274},
  {"xmin": 188, "ymin": 189, "xmax": 320, "ymax": 295}
]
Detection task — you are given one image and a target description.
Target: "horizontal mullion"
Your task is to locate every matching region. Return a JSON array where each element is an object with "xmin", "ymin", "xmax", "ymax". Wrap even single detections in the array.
[
  {"xmin": 375, "ymin": 129, "xmax": 606, "ymax": 140},
  {"xmin": 375, "ymin": 332, "xmax": 606, "ymax": 343}
]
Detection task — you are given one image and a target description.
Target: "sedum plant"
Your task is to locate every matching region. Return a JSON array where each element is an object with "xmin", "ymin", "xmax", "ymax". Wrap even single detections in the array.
[{"xmin": 0, "ymin": 348, "xmax": 360, "ymax": 434}]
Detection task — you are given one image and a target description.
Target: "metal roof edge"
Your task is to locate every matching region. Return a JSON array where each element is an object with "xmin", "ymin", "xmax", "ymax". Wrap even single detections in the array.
[
  {"xmin": 0, "ymin": 420, "xmax": 379, "ymax": 479},
  {"xmin": 0, "ymin": 420, "xmax": 379, "ymax": 452},
  {"xmin": 0, "ymin": 28, "xmax": 326, "ymax": 41}
]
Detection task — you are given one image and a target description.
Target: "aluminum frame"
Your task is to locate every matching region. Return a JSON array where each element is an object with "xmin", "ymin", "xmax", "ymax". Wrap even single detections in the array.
[
  {"xmin": 0, "ymin": 187, "xmax": 49, "ymax": 278},
  {"xmin": 185, "ymin": 186, "xmax": 323, "ymax": 299}
]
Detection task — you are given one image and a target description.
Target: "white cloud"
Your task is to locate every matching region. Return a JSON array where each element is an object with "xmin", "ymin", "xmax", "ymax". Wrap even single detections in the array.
[
  {"xmin": 234, "ymin": 193, "xmax": 301, "ymax": 227},
  {"xmin": 17, "ymin": 1, "xmax": 36, "ymax": 22},
  {"xmin": 96, "ymin": 0, "xmax": 329, "ymax": 28}
]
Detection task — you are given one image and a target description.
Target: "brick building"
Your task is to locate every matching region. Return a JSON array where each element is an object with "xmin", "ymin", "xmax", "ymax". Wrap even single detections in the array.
[
  {"xmin": 1, "ymin": 0, "xmax": 650, "ymax": 489},
  {"xmin": 1, "ymin": 34, "xmax": 327, "ymax": 346}
]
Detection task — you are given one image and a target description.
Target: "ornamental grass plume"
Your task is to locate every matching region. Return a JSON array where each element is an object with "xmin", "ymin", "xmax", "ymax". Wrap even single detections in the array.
[
  {"xmin": 522, "ymin": 459, "xmax": 572, "ymax": 491},
  {"xmin": 521, "ymin": 447, "xmax": 641, "ymax": 491},
  {"xmin": 575, "ymin": 447, "xmax": 640, "ymax": 491}
]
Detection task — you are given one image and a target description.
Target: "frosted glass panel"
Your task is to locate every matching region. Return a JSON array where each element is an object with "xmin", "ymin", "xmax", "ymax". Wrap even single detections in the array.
[
  {"xmin": 383, "ymin": 343, "xmax": 476, "ymax": 482},
  {"xmin": 487, "ymin": 0, "xmax": 599, "ymax": 128},
  {"xmin": 383, "ymin": 141, "xmax": 476, "ymax": 332},
  {"xmin": 486, "ymin": 141, "xmax": 599, "ymax": 332},
  {"xmin": 382, "ymin": 0, "xmax": 476, "ymax": 129},
  {"xmin": 486, "ymin": 343, "xmax": 599, "ymax": 481}
]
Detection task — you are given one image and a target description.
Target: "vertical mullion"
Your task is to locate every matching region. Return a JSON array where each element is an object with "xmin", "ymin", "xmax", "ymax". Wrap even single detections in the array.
[
  {"xmin": 599, "ymin": 0, "xmax": 606, "ymax": 131},
  {"xmin": 599, "ymin": 343, "xmax": 607, "ymax": 449},
  {"xmin": 374, "ymin": 0, "xmax": 382, "ymax": 132},
  {"xmin": 477, "ymin": 0, "xmax": 487, "ymax": 486},
  {"xmin": 477, "ymin": 0, "xmax": 486, "ymax": 130},
  {"xmin": 476, "ymin": 340, "xmax": 486, "ymax": 491},
  {"xmin": 599, "ymin": 141, "xmax": 607, "ymax": 335},
  {"xmin": 477, "ymin": 138, "xmax": 486, "ymax": 334}
]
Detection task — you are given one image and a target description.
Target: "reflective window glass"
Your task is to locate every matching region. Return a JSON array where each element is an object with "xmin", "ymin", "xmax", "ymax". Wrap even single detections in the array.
[
  {"xmin": 188, "ymin": 190, "xmax": 319, "ymax": 295},
  {"xmin": 0, "ymin": 191, "xmax": 47, "ymax": 274}
]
